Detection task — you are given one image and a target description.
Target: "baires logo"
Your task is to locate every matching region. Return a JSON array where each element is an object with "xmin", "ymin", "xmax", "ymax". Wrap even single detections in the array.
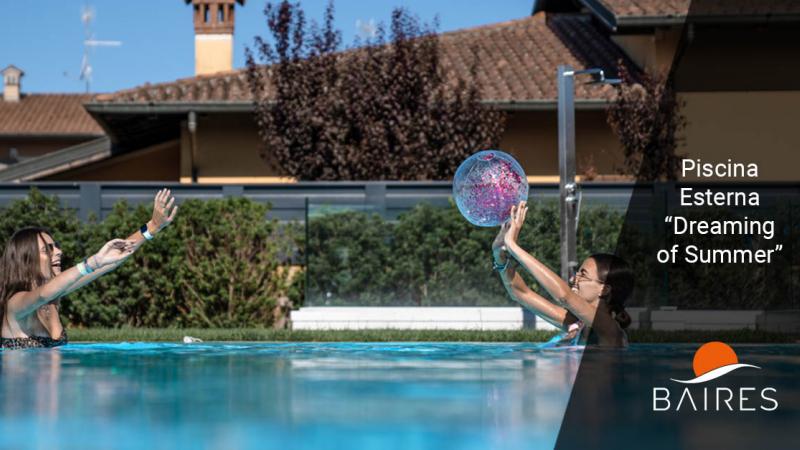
[
  {"xmin": 652, "ymin": 341, "xmax": 778, "ymax": 412},
  {"xmin": 670, "ymin": 341, "xmax": 760, "ymax": 384}
]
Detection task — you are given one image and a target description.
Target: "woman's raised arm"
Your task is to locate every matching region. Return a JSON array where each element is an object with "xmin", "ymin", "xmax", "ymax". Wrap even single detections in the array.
[
  {"xmin": 502, "ymin": 201, "xmax": 600, "ymax": 327},
  {"xmin": 61, "ymin": 188, "xmax": 179, "ymax": 296},
  {"xmin": 492, "ymin": 222, "xmax": 577, "ymax": 330},
  {"xmin": 7, "ymin": 239, "xmax": 135, "ymax": 318}
]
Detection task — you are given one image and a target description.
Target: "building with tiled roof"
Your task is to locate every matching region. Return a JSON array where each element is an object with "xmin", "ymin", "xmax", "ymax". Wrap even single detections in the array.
[
  {"xmin": 4, "ymin": 0, "xmax": 799, "ymax": 182},
  {"xmin": 21, "ymin": 5, "xmax": 637, "ymax": 183},
  {"xmin": 580, "ymin": 0, "xmax": 800, "ymax": 29},
  {"xmin": 0, "ymin": 65, "xmax": 104, "ymax": 169},
  {"xmin": 92, "ymin": 13, "xmax": 624, "ymax": 106},
  {"xmin": 579, "ymin": 0, "xmax": 690, "ymax": 28}
]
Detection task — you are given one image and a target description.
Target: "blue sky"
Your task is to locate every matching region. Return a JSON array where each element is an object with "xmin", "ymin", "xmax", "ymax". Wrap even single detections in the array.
[{"xmin": 2, "ymin": 0, "xmax": 535, "ymax": 94}]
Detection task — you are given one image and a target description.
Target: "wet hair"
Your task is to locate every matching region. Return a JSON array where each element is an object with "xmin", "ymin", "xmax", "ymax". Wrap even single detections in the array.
[
  {"xmin": 0, "ymin": 227, "xmax": 54, "ymax": 328},
  {"xmin": 590, "ymin": 253, "xmax": 634, "ymax": 329}
]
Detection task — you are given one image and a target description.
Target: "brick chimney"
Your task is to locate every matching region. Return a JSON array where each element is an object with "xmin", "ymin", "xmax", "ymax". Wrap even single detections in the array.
[
  {"xmin": 2, "ymin": 65, "xmax": 23, "ymax": 102},
  {"xmin": 184, "ymin": 0, "xmax": 245, "ymax": 76}
]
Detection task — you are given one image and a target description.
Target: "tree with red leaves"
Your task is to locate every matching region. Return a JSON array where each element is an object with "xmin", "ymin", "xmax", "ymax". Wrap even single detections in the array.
[
  {"xmin": 607, "ymin": 64, "xmax": 686, "ymax": 181},
  {"xmin": 245, "ymin": 1, "xmax": 505, "ymax": 180}
]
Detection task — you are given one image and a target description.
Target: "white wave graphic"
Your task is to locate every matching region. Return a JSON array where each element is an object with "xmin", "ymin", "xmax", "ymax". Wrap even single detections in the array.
[{"xmin": 670, "ymin": 363, "xmax": 761, "ymax": 384}]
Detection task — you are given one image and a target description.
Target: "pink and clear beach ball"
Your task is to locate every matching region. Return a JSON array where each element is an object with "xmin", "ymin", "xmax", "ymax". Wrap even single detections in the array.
[{"xmin": 453, "ymin": 150, "xmax": 529, "ymax": 227}]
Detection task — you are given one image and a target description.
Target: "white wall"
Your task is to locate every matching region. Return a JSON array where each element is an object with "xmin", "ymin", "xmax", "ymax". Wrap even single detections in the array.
[
  {"xmin": 291, "ymin": 306, "xmax": 791, "ymax": 332},
  {"xmin": 291, "ymin": 307, "xmax": 558, "ymax": 331}
]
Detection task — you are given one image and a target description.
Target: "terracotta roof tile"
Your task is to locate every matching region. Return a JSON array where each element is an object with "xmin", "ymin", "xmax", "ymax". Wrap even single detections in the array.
[
  {"xmin": 95, "ymin": 13, "xmax": 634, "ymax": 105},
  {"xmin": 590, "ymin": 0, "xmax": 800, "ymax": 22},
  {"xmin": 686, "ymin": 0, "xmax": 800, "ymax": 16},
  {"xmin": 0, "ymin": 94, "xmax": 104, "ymax": 136},
  {"xmin": 595, "ymin": 0, "xmax": 690, "ymax": 19}
]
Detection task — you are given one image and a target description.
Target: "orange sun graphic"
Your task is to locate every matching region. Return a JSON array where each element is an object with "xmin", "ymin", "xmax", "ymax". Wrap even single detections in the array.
[{"xmin": 693, "ymin": 341, "xmax": 739, "ymax": 377}]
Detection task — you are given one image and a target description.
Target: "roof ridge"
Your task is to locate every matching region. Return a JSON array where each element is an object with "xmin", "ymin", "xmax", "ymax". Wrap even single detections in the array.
[
  {"xmin": 438, "ymin": 13, "xmax": 544, "ymax": 39},
  {"xmin": 14, "ymin": 92, "xmax": 99, "ymax": 97},
  {"xmin": 95, "ymin": 69, "xmax": 248, "ymax": 101}
]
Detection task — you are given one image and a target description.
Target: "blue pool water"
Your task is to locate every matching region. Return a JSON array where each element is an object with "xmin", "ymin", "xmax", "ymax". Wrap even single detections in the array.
[
  {"xmin": 0, "ymin": 342, "xmax": 581, "ymax": 450},
  {"xmin": 2, "ymin": 343, "xmax": 797, "ymax": 450}
]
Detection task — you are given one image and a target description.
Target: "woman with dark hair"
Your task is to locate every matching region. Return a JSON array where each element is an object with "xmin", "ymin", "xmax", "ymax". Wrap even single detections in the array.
[
  {"xmin": 0, "ymin": 189, "xmax": 178, "ymax": 350},
  {"xmin": 493, "ymin": 201, "xmax": 633, "ymax": 347}
]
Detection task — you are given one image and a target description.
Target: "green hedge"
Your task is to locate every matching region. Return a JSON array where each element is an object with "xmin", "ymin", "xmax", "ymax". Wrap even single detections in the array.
[
  {"xmin": 1, "ymin": 190, "xmax": 626, "ymax": 326},
  {"xmin": 307, "ymin": 200, "xmax": 624, "ymax": 306},
  {"xmin": 67, "ymin": 327, "xmax": 560, "ymax": 342},
  {"xmin": 0, "ymin": 189, "xmax": 302, "ymax": 328},
  {"xmin": 10, "ymin": 187, "xmax": 798, "ymax": 324},
  {"xmin": 67, "ymin": 327, "xmax": 799, "ymax": 343}
]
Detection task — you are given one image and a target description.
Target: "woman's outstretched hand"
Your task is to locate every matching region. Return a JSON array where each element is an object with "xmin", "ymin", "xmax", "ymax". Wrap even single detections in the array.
[
  {"xmin": 149, "ymin": 188, "xmax": 179, "ymax": 232},
  {"xmin": 93, "ymin": 239, "xmax": 136, "ymax": 268},
  {"xmin": 504, "ymin": 201, "xmax": 528, "ymax": 248}
]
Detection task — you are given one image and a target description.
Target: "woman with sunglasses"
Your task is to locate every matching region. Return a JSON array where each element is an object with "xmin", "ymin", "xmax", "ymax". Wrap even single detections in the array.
[
  {"xmin": 0, "ymin": 189, "xmax": 178, "ymax": 350},
  {"xmin": 493, "ymin": 201, "xmax": 633, "ymax": 347}
]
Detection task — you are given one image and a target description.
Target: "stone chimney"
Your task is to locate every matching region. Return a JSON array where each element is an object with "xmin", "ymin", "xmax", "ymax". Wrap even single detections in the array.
[
  {"xmin": 2, "ymin": 65, "xmax": 23, "ymax": 102},
  {"xmin": 184, "ymin": 0, "xmax": 245, "ymax": 76}
]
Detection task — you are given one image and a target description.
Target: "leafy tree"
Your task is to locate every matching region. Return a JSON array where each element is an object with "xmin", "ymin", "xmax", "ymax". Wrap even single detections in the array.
[
  {"xmin": 245, "ymin": 1, "xmax": 505, "ymax": 180},
  {"xmin": 607, "ymin": 64, "xmax": 686, "ymax": 181}
]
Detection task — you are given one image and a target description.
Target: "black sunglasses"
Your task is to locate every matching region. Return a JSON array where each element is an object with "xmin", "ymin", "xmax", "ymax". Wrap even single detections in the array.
[{"xmin": 42, "ymin": 242, "xmax": 61, "ymax": 252}]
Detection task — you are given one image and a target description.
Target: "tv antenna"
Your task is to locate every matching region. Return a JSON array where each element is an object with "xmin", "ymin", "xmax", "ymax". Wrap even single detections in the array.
[
  {"xmin": 80, "ymin": 4, "xmax": 122, "ymax": 93},
  {"xmin": 355, "ymin": 18, "xmax": 377, "ymax": 39}
]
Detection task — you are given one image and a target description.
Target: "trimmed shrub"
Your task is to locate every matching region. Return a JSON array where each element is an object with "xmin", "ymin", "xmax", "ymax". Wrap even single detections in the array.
[
  {"xmin": 307, "ymin": 200, "xmax": 625, "ymax": 306},
  {"xmin": 0, "ymin": 189, "xmax": 639, "ymax": 321},
  {"xmin": 0, "ymin": 189, "xmax": 301, "ymax": 328}
]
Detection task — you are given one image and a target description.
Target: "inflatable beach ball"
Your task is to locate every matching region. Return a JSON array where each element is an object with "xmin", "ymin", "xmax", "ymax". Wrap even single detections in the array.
[{"xmin": 453, "ymin": 150, "xmax": 529, "ymax": 227}]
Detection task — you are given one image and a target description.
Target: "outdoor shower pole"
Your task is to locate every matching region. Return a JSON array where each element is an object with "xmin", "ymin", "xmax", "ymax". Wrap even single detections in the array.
[
  {"xmin": 556, "ymin": 66, "xmax": 621, "ymax": 281},
  {"xmin": 557, "ymin": 65, "xmax": 578, "ymax": 282}
]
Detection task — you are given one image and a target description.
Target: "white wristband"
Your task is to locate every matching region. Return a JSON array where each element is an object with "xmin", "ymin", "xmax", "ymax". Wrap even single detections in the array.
[
  {"xmin": 140, "ymin": 224, "xmax": 154, "ymax": 240},
  {"xmin": 77, "ymin": 262, "xmax": 90, "ymax": 276}
]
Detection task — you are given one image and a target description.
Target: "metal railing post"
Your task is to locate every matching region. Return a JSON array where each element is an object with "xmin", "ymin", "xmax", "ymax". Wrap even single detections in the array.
[{"xmin": 79, "ymin": 183, "xmax": 101, "ymax": 222}]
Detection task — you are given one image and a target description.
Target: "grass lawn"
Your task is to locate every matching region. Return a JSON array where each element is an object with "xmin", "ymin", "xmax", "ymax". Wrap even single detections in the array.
[{"xmin": 67, "ymin": 327, "xmax": 799, "ymax": 343}]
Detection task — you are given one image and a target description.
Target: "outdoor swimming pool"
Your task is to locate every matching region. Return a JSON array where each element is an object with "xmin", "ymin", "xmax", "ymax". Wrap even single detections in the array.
[
  {"xmin": 0, "ymin": 342, "xmax": 581, "ymax": 450},
  {"xmin": 1, "ymin": 343, "xmax": 798, "ymax": 450}
]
